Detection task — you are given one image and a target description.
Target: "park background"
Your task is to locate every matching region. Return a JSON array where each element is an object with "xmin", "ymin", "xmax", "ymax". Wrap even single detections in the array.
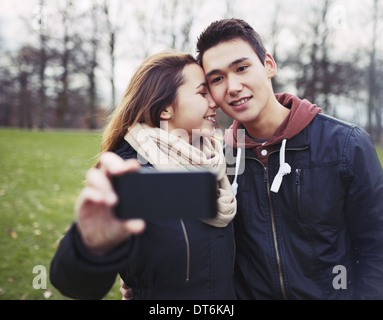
[{"xmin": 0, "ymin": 0, "xmax": 382, "ymax": 300}]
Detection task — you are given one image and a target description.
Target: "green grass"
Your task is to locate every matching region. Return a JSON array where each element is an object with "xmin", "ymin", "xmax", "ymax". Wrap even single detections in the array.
[
  {"xmin": 0, "ymin": 128, "xmax": 122, "ymax": 300},
  {"xmin": 0, "ymin": 128, "xmax": 382, "ymax": 300},
  {"xmin": 376, "ymin": 145, "xmax": 383, "ymax": 163}
]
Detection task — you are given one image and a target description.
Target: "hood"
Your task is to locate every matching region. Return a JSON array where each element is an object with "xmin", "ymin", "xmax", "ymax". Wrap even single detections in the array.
[
  {"xmin": 225, "ymin": 93, "xmax": 322, "ymax": 149},
  {"xmin": 227, "ymin": 93, "xmax": 322, "ymax": 195}
]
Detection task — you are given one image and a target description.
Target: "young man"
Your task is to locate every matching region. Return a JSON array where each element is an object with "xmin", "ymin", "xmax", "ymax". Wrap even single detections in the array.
[{"xmin": 196, "ymin": 18, "xmax": 383, "ymax": 299}]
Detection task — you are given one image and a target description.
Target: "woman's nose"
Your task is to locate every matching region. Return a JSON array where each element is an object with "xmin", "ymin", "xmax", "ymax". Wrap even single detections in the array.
[{"xmin": 207, "ymin": 94, "xmax": 218, "ymax": 109}]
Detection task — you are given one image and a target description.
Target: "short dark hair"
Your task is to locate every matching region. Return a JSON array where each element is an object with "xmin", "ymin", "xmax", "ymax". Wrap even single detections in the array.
[{"xmin": 196, "ymin": 18, "xmax": 267, "ymax": 67}]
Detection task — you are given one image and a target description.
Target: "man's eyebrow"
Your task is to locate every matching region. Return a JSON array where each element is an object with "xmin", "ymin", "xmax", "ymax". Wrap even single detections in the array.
[{"xmin": 206, "ymin": 57, "xmax": 249, "ymax": 78}]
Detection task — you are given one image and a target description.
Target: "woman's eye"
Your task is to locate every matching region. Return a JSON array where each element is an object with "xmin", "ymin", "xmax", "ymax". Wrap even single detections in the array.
[{"xmin": 199, "ymin": 92, "xmax": 208, "ymax": 97}]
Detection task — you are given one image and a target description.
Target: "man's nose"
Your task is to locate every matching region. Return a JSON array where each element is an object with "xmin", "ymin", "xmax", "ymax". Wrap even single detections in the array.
[{"xmin": 227, "ymin": 74, "xmax": 242, "ymax": 96}]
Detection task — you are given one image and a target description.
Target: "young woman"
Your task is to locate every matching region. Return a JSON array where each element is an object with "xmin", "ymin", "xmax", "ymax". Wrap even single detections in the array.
[{"xmin": 49, "ymin": 51, "xmax": 237, "ymax": 300}]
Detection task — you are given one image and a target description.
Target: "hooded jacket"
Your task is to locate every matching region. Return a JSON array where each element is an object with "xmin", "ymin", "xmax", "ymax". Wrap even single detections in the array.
[{"xmin": 226, "ymin": 93, "xmax": 383, "ymax": 299}]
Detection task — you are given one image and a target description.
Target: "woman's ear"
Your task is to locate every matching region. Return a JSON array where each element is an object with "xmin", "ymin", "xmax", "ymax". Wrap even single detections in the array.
[{"xmin": 160, "ymin": 105, "xmax": 173, "ymax": 120}]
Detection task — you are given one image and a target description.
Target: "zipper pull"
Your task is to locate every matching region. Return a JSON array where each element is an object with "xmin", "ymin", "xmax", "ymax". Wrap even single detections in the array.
[
  {"xmin": 264, "ymin": 167, "xmax": 269, "ymax": 183},
  {"xmin": 295, "ymin": 169, "xmax": 301, "ymax": 185}
]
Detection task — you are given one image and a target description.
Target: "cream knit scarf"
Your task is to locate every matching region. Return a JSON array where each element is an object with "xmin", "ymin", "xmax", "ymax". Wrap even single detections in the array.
[{"xmin": 124, "ymin": 122, "xmax": 237, "ymax": 227}]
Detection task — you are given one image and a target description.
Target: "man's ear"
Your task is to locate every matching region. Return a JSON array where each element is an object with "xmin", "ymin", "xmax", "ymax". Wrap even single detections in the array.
[
  {"xmin": 160, "ymin": 105, "xmax": 173, "ymax": 120},
  {"xmin": 264, "ymin": 53, "xmax": 277, "ymax": 78}
]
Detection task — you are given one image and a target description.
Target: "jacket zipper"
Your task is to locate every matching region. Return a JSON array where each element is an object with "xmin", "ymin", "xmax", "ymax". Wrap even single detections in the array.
[
  {"xmin": 264, "ymin": 167, "xmax": 288, "ymax": 300},
  {"xmin": 232, "ymin": 225, "xmax": 236, "ymax": 269},
  {"xmin": 247, "ymin": 147, "xmax": 307, "ymax": 299},
  {"xmin": 246, "ymin": 155, "xmax": 287, "ymax": 299},
  {"xmin": 180, "ymin": 219, "xmax": 190, "ymax": 282}
]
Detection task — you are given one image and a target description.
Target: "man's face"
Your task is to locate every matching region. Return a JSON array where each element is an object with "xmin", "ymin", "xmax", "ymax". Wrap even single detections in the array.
[{"xmin": 202, "ymin": 39, "xmax": 276, "ymax": 125}]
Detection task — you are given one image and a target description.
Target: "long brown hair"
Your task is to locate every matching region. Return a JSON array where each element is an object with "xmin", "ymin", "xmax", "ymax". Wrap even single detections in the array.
[{"xmin": 99, "ymin": 50, "xmax": 196, "ymax": 161}]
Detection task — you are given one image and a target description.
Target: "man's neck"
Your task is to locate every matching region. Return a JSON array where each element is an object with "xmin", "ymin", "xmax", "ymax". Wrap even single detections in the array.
[{"xmin": 242, "ymin": 100, "xmax": 290, "ymax": 140}]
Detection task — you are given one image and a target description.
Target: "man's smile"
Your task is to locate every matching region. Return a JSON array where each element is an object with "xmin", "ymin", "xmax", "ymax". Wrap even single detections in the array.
[{"xmin": 229, "ymin": 96, "xmax": 253, "ymax": 107}]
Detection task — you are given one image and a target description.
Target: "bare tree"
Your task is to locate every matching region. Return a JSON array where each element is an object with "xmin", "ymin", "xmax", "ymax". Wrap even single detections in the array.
[
  {"xmin": 133, "ymin": 1, "xmax": 156, "ymax": 60},
  {"xmin": 86, "ymin": 2, "xmax": 100, "ymax": 130},
  {"xmin": 0, "ymin": 62, "xmax": 15, "ymax": 126},
  {"xmin": 285, "ymin": 0, "xmax": 351, "ymax": 116},
  {"xmin": 102, "ymin": 0, "xmax": 125, "ymax": 110},
  {"xmin": 16, "ymin": 0, "xmax": 50, "ymax": 129},
  {"xmin": 268, "ymin": 0, "xmax": 284, "ymax": 93},
  {"xmin": 37, "ymin": 0, "xmax": 48, "ymax": 129},
  {"xmin": 134, "ymin": 0, "xmax": 199, "ymax": 59},
  {"xmin": 0, "ymin": 36, "xmax": 18, "ymax": 127},
  {"xmin": 15, "ymin": 46, "xmax": 39, "ymax": 129},
  {"xmin": 53, "ymin": 0, "xmax": 85, "ymax": 128},
  {"xmin": 178, "ymin": 1, "xmax": 195, "ymax": 53},
  {"xmin": 300, "ymin": 0, "xmax": 332, "ymax": 113},
  {"xmin": 376, "ymin": 58, "xmax": 383, "ymax": 142},
  {"xmin": 160, "ymin": 0, "xmax": 195, "ymax": 52},
  {"xmin": 367, "ymin": 0, "xmax": 381, "ymax": 141}
]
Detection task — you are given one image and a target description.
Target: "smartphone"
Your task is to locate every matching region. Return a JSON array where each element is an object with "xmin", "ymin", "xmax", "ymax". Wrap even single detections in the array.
[{"xmin": 111, "ymin": 168, "xmax": 218, "ymax": 220}]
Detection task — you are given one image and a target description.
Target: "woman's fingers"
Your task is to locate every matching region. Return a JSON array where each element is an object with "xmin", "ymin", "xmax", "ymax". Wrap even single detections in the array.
[
  {"xmin": 99, "ymin": 152, "xmax": 141, "ymax": 176},
  {"xmin": 74, "ymin": 152, "xmax": 146, "ymax": 256},
  {"xmin": 86, "ymin": 168, "xmax": 117, "ymax": 205},
  {"xmin": 120, "ymin": 278, "xmax": 134, "ymax": 300},
  {"xmin": 75, "ymin": 187, "xmax": 115, "ymax": 217},
  {"xmin": 85, "ymin": 153, "xmax": 141, "ymax": 206},
  {"xmin": 123, "ymin": 219, "xmax": 146, "ymax": 235}
]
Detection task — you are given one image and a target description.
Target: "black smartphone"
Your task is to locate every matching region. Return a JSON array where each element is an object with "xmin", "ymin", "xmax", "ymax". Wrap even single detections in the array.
[{"xmin": 111, "ymin": 168, "xmax": 218, "ymax": 220}]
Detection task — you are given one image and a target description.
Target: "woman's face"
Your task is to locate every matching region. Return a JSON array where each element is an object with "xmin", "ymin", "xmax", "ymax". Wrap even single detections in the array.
[{"xmin": 163, "ymin": 63, "xmax": 218, "ymax": 142}]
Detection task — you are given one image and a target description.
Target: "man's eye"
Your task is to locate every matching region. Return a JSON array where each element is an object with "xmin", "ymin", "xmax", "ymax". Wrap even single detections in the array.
[
  {"xmin": 237, "ymin": 65, "xmax": 248, "ymax": 72},
  {"xmin": 211, "ymin": 76, "xmax": 223, "ymax": 84}
]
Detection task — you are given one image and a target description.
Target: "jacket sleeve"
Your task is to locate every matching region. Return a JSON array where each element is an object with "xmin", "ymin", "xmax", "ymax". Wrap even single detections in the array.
[
  {"xmin": 50, "ymin": 223, "xmax": 136, "ymax": 300},
  {"xmin": 344, "ymin": 126, "xmax": 383, "ymax": 299}
]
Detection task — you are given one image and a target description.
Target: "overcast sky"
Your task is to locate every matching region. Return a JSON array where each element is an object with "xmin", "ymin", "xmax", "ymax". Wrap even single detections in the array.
[
  {"xmin": 1, "ymin": 0, "xmax": 376, "ymax": 52},
  {"xmin": 0, "ymin": 0, "xmax": 381, "ymax": 119}
]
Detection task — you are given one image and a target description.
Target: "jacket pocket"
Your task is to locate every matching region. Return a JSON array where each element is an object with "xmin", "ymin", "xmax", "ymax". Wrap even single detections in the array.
[
  {"xmin": 293, "ymin": 166, "xmax": 346, "ymax": 226},
  {"xmin": 235, "ymin": 172, "xmax": 254, "ymax": 222},
  {"xmin": 295, "ymin": 169, "xmax": 302, "ymax": 219}
]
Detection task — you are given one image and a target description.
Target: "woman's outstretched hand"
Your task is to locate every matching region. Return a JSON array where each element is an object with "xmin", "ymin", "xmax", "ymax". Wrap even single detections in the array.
[{"xmin": 75, "ymin": 152, "xmax": 146, "ymax": 256}]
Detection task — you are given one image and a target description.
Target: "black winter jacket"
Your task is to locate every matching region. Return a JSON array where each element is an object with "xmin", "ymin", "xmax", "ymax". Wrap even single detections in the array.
[
  {"xmin": 50, "ymin": 142, "xmax": 236, "ymax": 300},
  {"xmin": 233, "ymin": 113, "xmax": 383, "ymax": 299}
]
